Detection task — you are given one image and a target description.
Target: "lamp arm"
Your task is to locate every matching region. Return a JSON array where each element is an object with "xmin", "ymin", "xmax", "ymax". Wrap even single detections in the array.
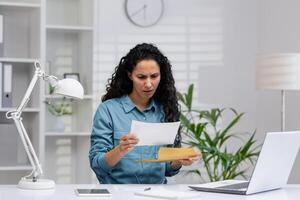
[
  {"xmin": 12, "ymin": 116, "xmax": 43, "ymax": 180},
  {"xmin": 6, "ymin": 61, "xmax": 46, "ymax": 181},
  {"xmin": 16, "ymin": 62, "xmax": 44, "ymax": 114}
]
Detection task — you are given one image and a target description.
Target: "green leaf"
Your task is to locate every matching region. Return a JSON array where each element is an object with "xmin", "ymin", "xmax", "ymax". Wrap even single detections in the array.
[
  {"xmin": 221, "ymin": 113, "xmax": 244, "ymax": 137},
  {"xmin": 176, "ymin": 91, "xmax": 185, "ymax": 103},
  {"xmin": 185, "ymin": 84, "xmax": 194, "ymax": 111}
]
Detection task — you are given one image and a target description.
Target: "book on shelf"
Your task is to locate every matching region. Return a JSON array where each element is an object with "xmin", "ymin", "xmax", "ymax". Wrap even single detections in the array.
[{"xmin": 2, "ymin": 63, "xmax": 12, "ymax": 107}]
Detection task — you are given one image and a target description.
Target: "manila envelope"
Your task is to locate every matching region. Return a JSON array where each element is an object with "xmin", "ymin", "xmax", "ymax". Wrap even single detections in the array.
[{"xmin": 138, "ymin": 147, "xmax": 201, "ymax": 163}]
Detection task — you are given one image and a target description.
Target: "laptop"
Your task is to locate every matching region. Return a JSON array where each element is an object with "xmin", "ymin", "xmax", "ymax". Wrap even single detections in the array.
[{"xmin": 189, "ymin": 131, "xmax": 300, "ymax": 195}]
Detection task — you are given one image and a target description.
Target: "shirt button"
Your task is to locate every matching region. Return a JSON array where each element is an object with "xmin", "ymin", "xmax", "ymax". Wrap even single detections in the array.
[{"xmin": 143, "ymin": 117, "xmax": 146, "ymax": 120}]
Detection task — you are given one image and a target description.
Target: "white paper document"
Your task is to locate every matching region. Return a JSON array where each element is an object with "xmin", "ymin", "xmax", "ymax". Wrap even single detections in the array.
[
  {"xmin": 134, "ymin": 188, "xmax": 201, "ymax": 199},
  {"xmin": 130, "ymin": 120, "xmax": 180, "ymax": 146}
]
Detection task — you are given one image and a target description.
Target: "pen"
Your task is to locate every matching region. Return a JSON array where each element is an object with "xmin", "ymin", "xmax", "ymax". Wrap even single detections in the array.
[{"xmin": 144, "ymin": 187, "xmax": 151, "ymax": 191}]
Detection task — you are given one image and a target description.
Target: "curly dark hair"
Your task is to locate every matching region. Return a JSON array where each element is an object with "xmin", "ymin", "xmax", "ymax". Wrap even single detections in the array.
[{"xmin": 102, "ymin": 43, "xmax": 180, "ymax": 123}]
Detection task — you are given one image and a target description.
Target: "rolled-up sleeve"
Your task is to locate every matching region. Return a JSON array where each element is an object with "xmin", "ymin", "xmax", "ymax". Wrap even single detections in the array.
[
  {"xmin": 89, "ymin": 104, "xmax": 114, "ymax": 180},
  {"xmin": 165, "ymin": 162, "xmax": 181, "ymax": 177},
  {"xmin": 165, "ymin": 129, "xmax": 182, "ymax": 177}
]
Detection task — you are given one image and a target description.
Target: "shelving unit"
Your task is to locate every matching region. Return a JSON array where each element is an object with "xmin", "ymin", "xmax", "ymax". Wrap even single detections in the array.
[
  {"xmin": 46, "ymin": 25, "xmax": 93, "ymax": 32},
  {"xmin": 0, "ymin": 0, "xmax": 41, "ymax": 184},
  {"xmin": 0, "ymin": 2, "xmax": 40, "ymax": 58},
  {"xmin": 45, "ymin": 94, "xmax": 93, "ymax": 99},
  {"xmin": 42, "ymin": 0, "xmax": 95, "ymax": 184},
  {"xmin": 45, "ymin": 132, "xmax": 90, "ymax": 136},
  {"xmin": 0, "ymin": 2, "xmax": 40, "ymax": 8},
  {"xmin": 0, "ymin": 58, "xmax": 38, "ymax": 63},
  {"xmin": 0, "ymin": 0, "xmax": 95, "ymax": 184},
  {"xmin": 0, "ymin": 108, "xmax": 40, "ymax": 112},
  {"xmin": 0, "ymin": 166, "xmax": 32, "ymax": 171},
  {"xmin": 45, "ymin": 0, "xmax": 93, "ymax": 27}
]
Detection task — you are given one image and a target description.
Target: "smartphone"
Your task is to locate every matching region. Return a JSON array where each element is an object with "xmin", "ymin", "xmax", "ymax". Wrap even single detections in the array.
[{"xmin": 75, "ymin": 189, "xmax": 112, "ymax": 197}]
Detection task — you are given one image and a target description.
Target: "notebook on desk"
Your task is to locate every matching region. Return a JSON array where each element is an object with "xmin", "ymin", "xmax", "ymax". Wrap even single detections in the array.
[{"xmin": 189, "ymin": 131, "xmax": 300, "ymax": 195}]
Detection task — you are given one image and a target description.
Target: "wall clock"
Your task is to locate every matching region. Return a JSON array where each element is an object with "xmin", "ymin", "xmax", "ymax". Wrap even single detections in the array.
[{"xmin": 125, "ymin": 0, "xmax": 164, "ymax": 27}]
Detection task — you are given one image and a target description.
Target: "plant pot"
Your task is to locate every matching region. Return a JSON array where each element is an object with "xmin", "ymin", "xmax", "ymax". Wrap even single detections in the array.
[
  {"xmin": 52, "ymin": 116, "xmax": 65, "ymax": 132},
  {"xmin": 51, "ymin": 115, "xmax": 72, "ymax": 132},
  {"xmin": 61, "ymin": 115, "xmax": 72, "ymax": 132}
]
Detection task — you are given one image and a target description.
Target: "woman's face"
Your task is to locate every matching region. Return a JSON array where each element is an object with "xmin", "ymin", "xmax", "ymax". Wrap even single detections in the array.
[{"xmin": 128, "ymin": 59, "xmax": 161, "ymax": 102}]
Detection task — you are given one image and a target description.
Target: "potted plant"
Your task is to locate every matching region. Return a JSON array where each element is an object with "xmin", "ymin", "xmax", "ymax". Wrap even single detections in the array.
[
  {"xmin": 45, "ymin": 98, "xmax": 73, "ymax": 132},
  {"xmin": 177, "ymin": 84, "xmax": 260, "ymax": 182}
]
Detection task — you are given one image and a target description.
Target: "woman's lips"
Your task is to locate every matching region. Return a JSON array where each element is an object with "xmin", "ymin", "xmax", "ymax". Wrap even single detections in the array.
[{"xmin": 143, "ymin": 90, "xmax": 154, "ymax": 94}]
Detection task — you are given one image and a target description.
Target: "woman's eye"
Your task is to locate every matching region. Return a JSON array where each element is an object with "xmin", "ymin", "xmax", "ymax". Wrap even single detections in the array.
[{"xmin": 151, "ymin": 74, "xmax": 159, "ymax": 79}]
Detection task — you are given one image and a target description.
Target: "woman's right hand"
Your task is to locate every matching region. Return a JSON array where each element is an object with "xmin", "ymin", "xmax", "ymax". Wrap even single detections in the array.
[
  {"xmin": 104, "ymin": 134, "xmax": 139, "ymax": 167},
  {"xmin": 117, "ymin": 134, "xmax": 139, "ymax": 155}
]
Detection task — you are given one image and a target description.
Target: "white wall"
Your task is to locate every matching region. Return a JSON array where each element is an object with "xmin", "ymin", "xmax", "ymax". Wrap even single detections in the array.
[
  {"xmin": 197, "ymin": 0, "xmax": 258, "ymax": 132},
  {"xmin": 94, "ymin": 0, "xmax": 225, "ymax": 106},
  {"xmin": 94, "ymin": 0, "xmax": 300, "ymax": 183},
  {"xmin": 258, "ymin": 0, "xmax": 300, "ymax": 183}
]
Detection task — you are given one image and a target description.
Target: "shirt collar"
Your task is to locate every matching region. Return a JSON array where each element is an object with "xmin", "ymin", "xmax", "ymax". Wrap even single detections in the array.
[
  {"xmin": 121, "ymin": 95, "xmax": 157, "ymax": 113},
  {"xmin": 144, "ymin": 98, "xmax": 157, "ymax": 112}
]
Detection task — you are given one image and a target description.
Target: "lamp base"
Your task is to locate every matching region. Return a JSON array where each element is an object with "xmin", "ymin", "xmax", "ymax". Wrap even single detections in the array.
[{"xmin": 18, "ymin": 178, "xmax": 55, "ymax": 190}]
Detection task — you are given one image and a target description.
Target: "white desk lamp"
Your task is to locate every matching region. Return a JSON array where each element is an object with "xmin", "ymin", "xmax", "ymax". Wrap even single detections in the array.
[
  {"xmin": 6, "ymin": 61, "xmax": 84, "ymax": 190},
  {"xmin": 257, "ymin": 53, "xmax": 300, "ymax": 131}
]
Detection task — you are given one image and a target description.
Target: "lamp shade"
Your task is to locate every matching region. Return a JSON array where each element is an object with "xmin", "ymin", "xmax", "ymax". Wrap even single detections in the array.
[
  {"xmin": 256, "ymin": 53, "xmax": 300, "ymax": 90},
  {"xmin": 53, "ymin": 78, "xmax": 84, "ymax": 99}
]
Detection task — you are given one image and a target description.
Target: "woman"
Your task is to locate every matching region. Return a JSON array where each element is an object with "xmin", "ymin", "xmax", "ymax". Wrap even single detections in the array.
[{"xmin": 89, "ymin": 43, "xmax": 196, "ymax": 184}]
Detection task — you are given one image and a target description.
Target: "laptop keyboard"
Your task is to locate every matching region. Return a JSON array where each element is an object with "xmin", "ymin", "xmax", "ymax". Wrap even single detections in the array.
[{"xmin": 217, "ymin": 182, "xmax": 249, "ymax": 190}]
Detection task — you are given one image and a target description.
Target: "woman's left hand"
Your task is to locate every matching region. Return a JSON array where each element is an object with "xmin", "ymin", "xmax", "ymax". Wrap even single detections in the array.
[{"xmin": 170, "ymin": 156, "xmax": 199, "ymax": 170}]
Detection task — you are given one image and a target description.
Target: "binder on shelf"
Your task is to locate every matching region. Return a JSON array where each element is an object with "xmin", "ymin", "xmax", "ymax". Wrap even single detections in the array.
[
  {"xmin": 2, "ymin": 63, "xmax": 12, "ymax": 107},
  {"xmin": 0, "ymin": 14, "xmax": 3, "ymax": 57},
  {"xmin": 0, "ymin": 62, "xmax": 2, "ymax": 107},
  {"xmin": 0, "ymin": 14, "xmax": 3, "ymax": 43}
]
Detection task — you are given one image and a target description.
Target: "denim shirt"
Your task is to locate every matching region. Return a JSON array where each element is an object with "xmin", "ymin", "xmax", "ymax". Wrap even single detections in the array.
[{"xmin": 89, "ymin": 95, "xmax": 180, "ymax": 184}]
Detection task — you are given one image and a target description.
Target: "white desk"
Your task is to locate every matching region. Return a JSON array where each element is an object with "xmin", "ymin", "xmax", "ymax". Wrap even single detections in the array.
[{"xmin": 0, "ymin": 184, "xmax": 299, "ymax": 200}]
